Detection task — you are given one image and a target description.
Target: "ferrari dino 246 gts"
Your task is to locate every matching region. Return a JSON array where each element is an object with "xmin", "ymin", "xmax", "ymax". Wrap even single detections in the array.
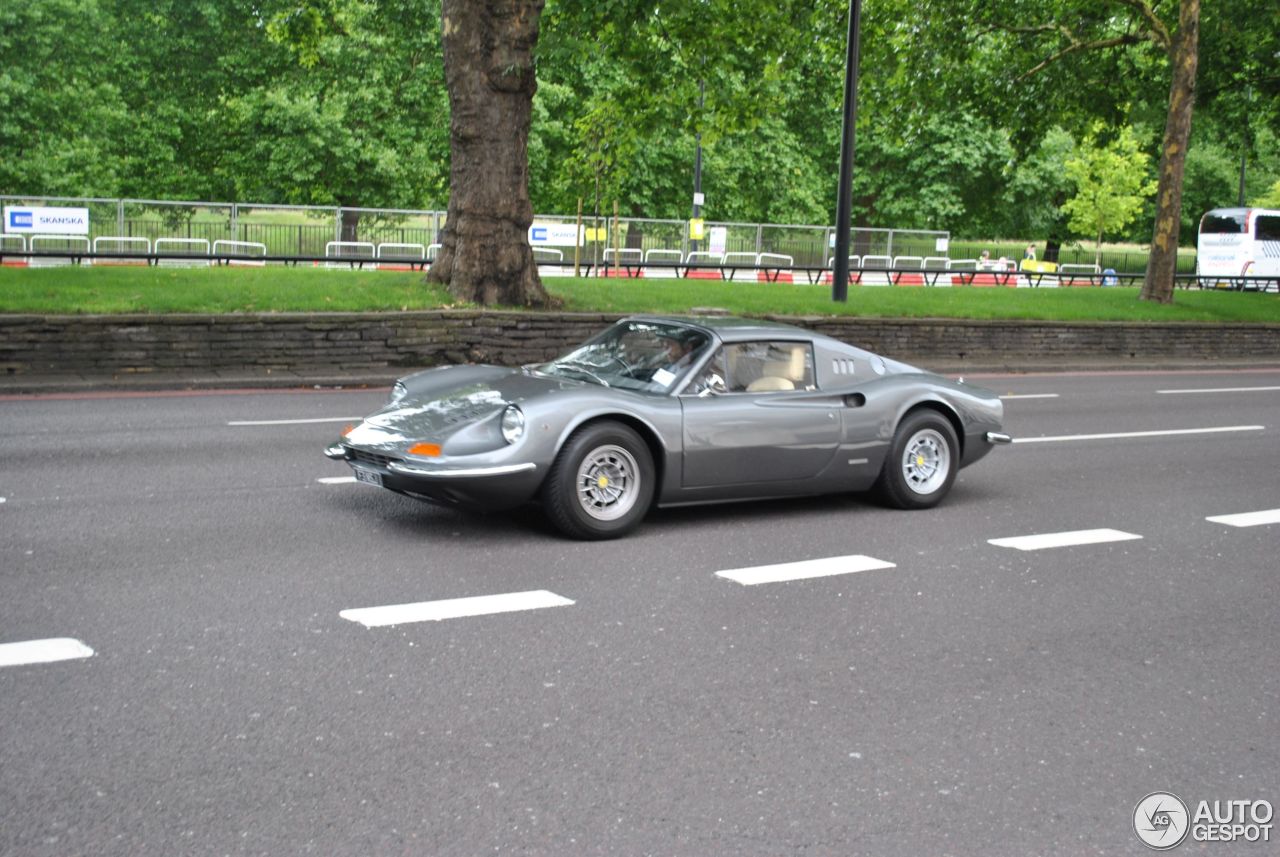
[{"xmin": 325, "ymin": 316, "xmax": 1011, "ymax": 539}]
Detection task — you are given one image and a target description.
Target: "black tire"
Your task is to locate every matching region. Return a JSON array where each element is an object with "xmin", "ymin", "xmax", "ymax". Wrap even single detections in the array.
[
  {"xmin": 873, "ymin": 410, "xmax": 959, "ymax": 510},
  {"xmin": 542, "ymin": 421, "xmax": 655, "ymax": 540}
]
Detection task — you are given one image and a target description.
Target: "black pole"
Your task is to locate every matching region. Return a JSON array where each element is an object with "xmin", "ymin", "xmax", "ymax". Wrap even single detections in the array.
[
  {"xmin": 691, "ymin": 76, "xmax": 705, "ymax": 253},
  {"xmin": 1237, "ymin": 148, "xmax": 1247, "ymax": 208},
  {"xmin": 832, "ymin": 0, "xmax": 863, "ymax": 302},
  {"xmin": 1238, "ymin": 85, "xmax": 1252, "ymax": 208}
]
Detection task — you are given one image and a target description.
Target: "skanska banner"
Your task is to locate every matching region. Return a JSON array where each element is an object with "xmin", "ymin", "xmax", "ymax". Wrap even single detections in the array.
[
  {"xmin": 4, "ymin": 206, "xmax": 90, "ymax": 235},
  {"xmin": 527, "ymin": 223, "xmax": 583, "ymax": 246}
]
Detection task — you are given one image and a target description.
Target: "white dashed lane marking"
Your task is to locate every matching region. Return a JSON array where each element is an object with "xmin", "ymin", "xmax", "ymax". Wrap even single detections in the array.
[
  {"xmin": 715, "ymin": 554, "xmax": 896, "ymax": 586},
  {"xmin": 228, "ymin": 417, "xmax": 361, "ymax": 426},
  {"xmin": 0, "ymin": 638, "xmax": 95, "ymax": 668},
  {"xmin": 1206, "ymin": 509, "xmax": 1280, "ymax": 528},
  {"xmin": 999, "ymin": 393, "xmax": 1060, "ymax": 400},
  {"xmin": 318, "ymin": 476, "xmax": 358, "ymax": 485},
  {"xmin": 988, "ymin": 529, "xmax": 1143, "ymax": 551},
  {"xmin": 340, "ymin": 590, "xmax": 575, "ymax": 628},
  {"xmin": 1011, "ymin": 425, "xmax": 1264, "ymax": 444},
  {"xmin": 1157, "ymin": 386, "xmax": 1280, "ymax": 395}
]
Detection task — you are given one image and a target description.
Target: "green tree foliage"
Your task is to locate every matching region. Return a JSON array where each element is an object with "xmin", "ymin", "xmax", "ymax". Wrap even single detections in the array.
[
  {"xmin": 1193, "ymin": 0, "xmax": 1280, "ymax": 206},
  {"xmin": 536, "ymin": 0, "xmax": 838, "ymax": 223},
  {"xmin": 1257, "ymin": 180, "xmax": 1280, "ymax": 209},
  {"xmin": 854, "ymin": 117, "xmax": 1014, "ymax": 235},
  {"xmin": 106, "ymin": 0, "xmax": 283, "ymax": 200},
  {"xmin": 1002, "ymin": 127, "xmax": 1076, "ymax": 253},
  {"xmin": 1179, "ymin": 138, "xmax": 1245, "ymax": 231},
  {"xmin": 1062, "ymin": 126, "xmax": 1158, "ymax": 266},
  {"xmin": 3, "ymin": 0, "xmax": 1277, "ymax": 257},
  {"xmin": 0, "ymin": 0, "xmax": 131, "ymax": 196},
  {"xmin": 220, "ymin": 0, "xmax": 449, "ymax": 214}
]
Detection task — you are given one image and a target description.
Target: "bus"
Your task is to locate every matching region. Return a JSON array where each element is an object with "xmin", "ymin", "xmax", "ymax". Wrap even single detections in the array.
[{"xmin": 1196, "ymin": 207, "xmax": 1280, "ymax": 291}]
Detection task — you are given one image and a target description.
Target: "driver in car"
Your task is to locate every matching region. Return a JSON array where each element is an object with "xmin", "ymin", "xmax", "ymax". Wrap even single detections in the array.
[
  {"xmin": 644, "ymin": 330, "xmax": 707, "ymax": 387},
  {"xmin": 660, "ymin": 332, "xmax": 696, "ymax": 367}
]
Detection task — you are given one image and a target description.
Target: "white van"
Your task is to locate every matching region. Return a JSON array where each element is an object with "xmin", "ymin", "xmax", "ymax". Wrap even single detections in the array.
[{"xmin": 1196, "ymin": 207, "xmax": 1280, "ymax": 291}]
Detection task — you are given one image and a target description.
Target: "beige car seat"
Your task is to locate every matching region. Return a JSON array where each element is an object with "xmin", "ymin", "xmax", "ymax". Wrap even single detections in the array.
[
  {"xmin": 744, "ymin": 346, "xmax": 807, "ymax": 392},
  {"xmin": 745, "ymin": 375, "xmax": 794, "ymax": 392}
]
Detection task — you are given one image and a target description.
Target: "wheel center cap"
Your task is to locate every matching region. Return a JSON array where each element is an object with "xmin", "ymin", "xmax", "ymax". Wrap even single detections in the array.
[{"xmin": 597, "ymin": 475, "xmax": 610, "ymax": 489}]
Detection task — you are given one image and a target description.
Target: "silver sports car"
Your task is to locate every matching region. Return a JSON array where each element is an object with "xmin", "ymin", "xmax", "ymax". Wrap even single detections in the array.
[{"xmin": 325, "ymin": 315, "xmax": 1011, "ymax": 539}]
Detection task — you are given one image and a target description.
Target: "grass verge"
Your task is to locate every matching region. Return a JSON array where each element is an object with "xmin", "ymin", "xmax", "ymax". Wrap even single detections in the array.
[{"xmin": 0, "ymin": 266, "xmax": 455, "ymax": 314}]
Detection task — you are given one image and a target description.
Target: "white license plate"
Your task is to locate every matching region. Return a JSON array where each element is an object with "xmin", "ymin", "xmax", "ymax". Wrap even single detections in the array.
[{"xmin": 352, "ymin": 467, "xmax": 383, "ymax": 487}]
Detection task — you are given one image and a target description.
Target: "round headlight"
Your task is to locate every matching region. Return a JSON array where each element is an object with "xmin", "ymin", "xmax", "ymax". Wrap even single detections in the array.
[
  {"xmin": 390, "ymin": 381, "xmax": 408, "ymax": 404},
  {"xmin": 500, "ymin": 405, "xmax": 525, "ymax": 444}
]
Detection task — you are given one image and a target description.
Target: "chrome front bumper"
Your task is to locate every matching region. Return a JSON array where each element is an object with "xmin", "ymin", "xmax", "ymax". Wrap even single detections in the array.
[
  {"xmin": 387, "ymin": 461, "xmax": 537, "ymax": 479},
  {"xmin": 325, "ymin": 442, "xmax": 537, "ymax": 479},
  {"xmin": 985, "ymin": 431, "xmax": 1013, "ymax": 445}
]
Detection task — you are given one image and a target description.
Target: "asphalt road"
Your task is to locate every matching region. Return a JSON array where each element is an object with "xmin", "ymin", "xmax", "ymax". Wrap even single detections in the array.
[{"xmin": 2, "ymin": 369, "xmax": 1278, "ymax": 856}]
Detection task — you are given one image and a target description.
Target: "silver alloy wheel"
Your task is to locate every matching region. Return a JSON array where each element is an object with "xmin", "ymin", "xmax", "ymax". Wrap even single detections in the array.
[
  {"xmin": 576, "ymin": 444, "xmax": 641, "ymax": 521},
  {"xmin": 901, "ymin": 428, "xmax": 950, "ymax": 495}
]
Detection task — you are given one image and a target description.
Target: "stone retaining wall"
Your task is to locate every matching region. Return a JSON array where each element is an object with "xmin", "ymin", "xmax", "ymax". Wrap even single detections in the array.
[{"xmin": 1, "ymin": 311, "xmax": 1277, "ymax": 376}]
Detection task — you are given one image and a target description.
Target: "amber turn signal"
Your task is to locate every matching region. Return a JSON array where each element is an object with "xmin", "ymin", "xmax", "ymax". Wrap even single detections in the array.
[{"xmin": 408, "ymin": 442, "xmax": 442, "ymax": 457}]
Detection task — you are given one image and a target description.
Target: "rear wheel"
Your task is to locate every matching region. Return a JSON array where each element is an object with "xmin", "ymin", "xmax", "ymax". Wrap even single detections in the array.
[
  {"xmin": 542, "ymin": 421, "xmax": 655, "ymax": 539},
  {"xmin": 874, "ymin": 411, "xmax": 958, "ymax": 510}
]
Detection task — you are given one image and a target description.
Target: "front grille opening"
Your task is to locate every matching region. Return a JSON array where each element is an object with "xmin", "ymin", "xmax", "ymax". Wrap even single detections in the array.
[{"xmin": 347, "ymin": 448, "xmax": 402, "ymax": 469}]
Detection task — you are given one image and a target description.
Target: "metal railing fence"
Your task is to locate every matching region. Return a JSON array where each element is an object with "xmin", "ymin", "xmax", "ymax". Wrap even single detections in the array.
[{"xmin": 2, "ymin": 194, "xmax": 1198, "ymax": 273}]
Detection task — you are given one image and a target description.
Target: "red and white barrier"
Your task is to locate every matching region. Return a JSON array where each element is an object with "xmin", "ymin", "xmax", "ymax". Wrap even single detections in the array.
[
  {"xmin": 376, "ymin": 242, "xmax": 426, "ymax": 271},
  {"xmin": 91, "ymin": 236, "xmax": 151, "ymax": 266},
  {"xmin": 29, "ymin": 235, "xmax": 90, "ymax": 268},
  {"xmin": 1, "ymin": 234, "xmax": 28, "ymax": 267},
  {"xmin": 155, "ymin": 238, "xmax": 212, "ymax": 267},
  {"xmin": 641, "ymin": 249, "xmax": 683, "ymax": 279},
  {"xmin": 756, "ymin": 253, "xmax": 795, "ymax": 283},
  {"xmin": 213, "ymin": 240, "xmax": 267, "ymax": 267},
  {"xmin": 684, "ymin": 251, "xmax": 723, "ymax": 280}
]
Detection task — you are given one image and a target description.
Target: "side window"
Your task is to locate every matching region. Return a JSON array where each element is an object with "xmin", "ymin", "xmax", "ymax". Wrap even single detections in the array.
[
  {"xmin": 684, "ymin": 347, "xmax": 727, "ymax": 397},
  {"xmin": 724, "ymin": 341, "xmax": 815, "ymax": 393},
  {"xmin": 1255, "ymin": 216, "xmax": 1280, "ymax": 243}
]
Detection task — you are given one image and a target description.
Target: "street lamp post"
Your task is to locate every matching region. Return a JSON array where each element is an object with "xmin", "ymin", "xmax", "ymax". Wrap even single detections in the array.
[
  {"xmin": 832, "ymin": 0, "xmax": 864, "ymax": 302},
  {"xmin": 691, "ymin": 76, "xmax": 705, "ymax": 253}
]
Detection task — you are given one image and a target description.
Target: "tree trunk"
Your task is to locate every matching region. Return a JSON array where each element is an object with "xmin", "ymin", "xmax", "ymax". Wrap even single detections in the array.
[
  {"xmin": 427, "ymin": 0, "xmax": 553, "ymax": 307},
  {"xmin": 1141, "ymin": 0, "xmax": 1200, "ymax": 304},
  {"xmin": 340, "ymin": 208, "xmax": 360, "ymax": 243},
  {"xmin": 1043, "ymin": 238, "xmax": 1061, "ymax": 264}
]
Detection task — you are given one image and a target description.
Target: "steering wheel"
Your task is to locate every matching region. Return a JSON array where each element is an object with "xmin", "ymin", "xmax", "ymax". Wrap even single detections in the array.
[{"xmin": 596, "ymin": 354, "xmax": 637, "ymax": 377}]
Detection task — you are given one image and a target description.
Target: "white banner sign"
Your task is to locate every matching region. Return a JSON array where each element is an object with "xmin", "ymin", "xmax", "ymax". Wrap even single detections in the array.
[
  {"xmin": 708, "ymin": 226, "xmax": 728, "ymax": 256},
  {"xmin": 4, "ymin": 206, "xmax": 91, "ymax": 235},
  {"xmin": 528, "ymin": 223, "xmax": 582, "ymax": 246}
]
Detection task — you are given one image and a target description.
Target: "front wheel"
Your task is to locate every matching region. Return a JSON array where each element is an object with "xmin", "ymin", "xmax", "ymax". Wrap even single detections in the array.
[
  {"xmin": 542, "ymin": 421, "xmax": 655, "ymax": 540},
  {"xmin": 874, "ymin": 411, "xmax": 959, "ymax": 510}
]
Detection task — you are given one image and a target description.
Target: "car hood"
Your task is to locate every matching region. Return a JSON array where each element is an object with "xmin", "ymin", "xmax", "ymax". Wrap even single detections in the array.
[{"xmin": 344, "ymin": 364, "xmax": 581, "ymax": 449}]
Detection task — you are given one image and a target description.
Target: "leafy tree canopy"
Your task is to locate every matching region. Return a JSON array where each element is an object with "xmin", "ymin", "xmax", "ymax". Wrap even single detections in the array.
[
  {"xmin": 1062, "ymin": 124, "xmax": 1158, "ymax": 264},
  {"xmin": 2, "ymin": 0, "xmax": 1277, "ymax": 248}
]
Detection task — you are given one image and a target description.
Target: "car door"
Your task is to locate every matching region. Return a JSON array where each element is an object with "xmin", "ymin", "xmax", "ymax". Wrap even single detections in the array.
[{"xmin": 679, "ymin": 340, "xmax": 842, "ymax": 487}]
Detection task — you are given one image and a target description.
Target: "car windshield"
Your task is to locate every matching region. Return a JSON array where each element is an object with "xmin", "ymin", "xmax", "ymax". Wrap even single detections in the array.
[
  {"xmin": 534, "ymin": 320, "xmax": 711, "ymax": 394},
  {"xmin": 1200, "ymin": 212, "xmax": 1247, "ymax": 234}
]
